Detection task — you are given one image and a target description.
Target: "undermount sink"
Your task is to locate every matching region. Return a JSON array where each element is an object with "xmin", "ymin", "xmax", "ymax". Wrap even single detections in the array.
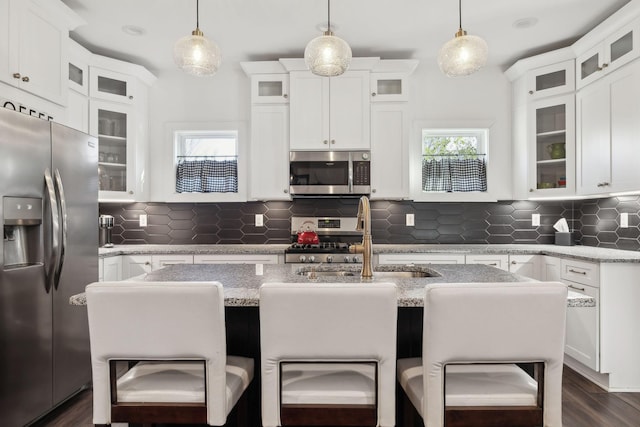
[{"xmin": 296, "ymin": 265, "xmax": 440, "ymax": 279}]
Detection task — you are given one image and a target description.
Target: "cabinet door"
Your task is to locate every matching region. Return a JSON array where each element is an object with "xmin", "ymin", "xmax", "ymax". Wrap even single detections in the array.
[
  {"xmin": 90, "ymin": 99, "xmax": 137, "ymax": 200},
  {"xmin": 528, "ymin": 94, "xmax": 575, "ymax": 196},
  {"xmin": 251, "ymin": 74, "xmax": 289, "ymax": 104},
  {"xmin": 508, "ymin": 255, "xmax": 540, "ymax": 279},
  {"xmin": 68, "ymin": 40, "xmax": 90, "ymax": 96},
  {"xmin": 370, "ymin": 72, "xmax": 408, "ymax": 102},
  {"xmin": 526, "ymin": 60, "xmax": 575, "ymax": 99},
  {"xmin": 329, "ymin": 71, "xmax": 370, "ymax": 149},
  {"xmin": 289, "ymin": 71, "xmax": 329, "ymax": 149},
  {"xmin": 465, "ymin": 254, "xmax": 509, "ymax": 271},
  {"xmin": 121, "ymin": 255, "xmax": 152, "ymax": 279},
  {"xmin": 564, "ymin": 280, "xmax": 599, "ymax": 371},
  {"xmin": 5, "ymin": 0, "xmax": 68, "ymax": 105},
  {"xmin": 540, "ymin": 256, "xmax": 562, "ymax": 281},
  {"xmin": 577, "ymin": 45, "xmax": 605, "ymax": 89},
  {"xmin": 370, "ymin": 103, "xmax": 409, "ymax": 199},
  {"xmin": 90, "ymin": 67, "xmax": 136, "ymax": 104},
  {"xmin": 102, "ymin": 256, "xmax": 122, "ymax": 281},
  {"xmin": 66, "ymin": 90, "xmax": 89, "ymax": 133},
  {"xmin": 249, "ymin": 105, "xmax": 291, "ymax": 200}
]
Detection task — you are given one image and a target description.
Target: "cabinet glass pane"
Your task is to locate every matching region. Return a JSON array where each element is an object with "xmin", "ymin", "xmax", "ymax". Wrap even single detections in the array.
[
  {"xmin": 258, "ymin": 81, "xmax": 283, "ymax": 97},
  {"xmin": 98, "ymin": 76, "xmax": 127, "ymax": 97},
  {"xmin": 68, "ymin": 63, "xmax": 83, "ymax": 86},
  {"xmin": 536, "ymin": 70, "xmax": 566, "ymax": 91},
  {"xmin": 97, "ymin": 109, "xmax": 127, "ymax": 192},
  {"xmin": 376, "ymin": 79, "xmax": 402, "ymax": 95},
  {"xmin": 581, "ymin": 54, "xmax": 600, "ymax": 80},
  {"xmin": 536, "ymin": 104, "xmax": 566, "ymax": 189},
  {"xmin": 610, "ymin": 31, "xmax": 633, "ymax": 63}
]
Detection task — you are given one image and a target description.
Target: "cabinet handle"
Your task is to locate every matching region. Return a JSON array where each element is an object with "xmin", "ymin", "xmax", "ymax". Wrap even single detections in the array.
[
  {"xmin": 330, "ymin": 139, "xmax": 336, "ymax": 144},
  {"xmin": 602, "ymin": 63, "xmax": 609, "ymax": 69},
  {"xmin": 145, "ymin": 261, "xmax": 151, "ymax": 266},
  {"xmin": 284, "ymin": 189, "xmax": 288, "ymax": 194},
  {"xmin": 323, "ymin": 140, "xmax": 328, "ymax": 144},
  {"xmin": 22, "ymin": 76, "xmax": 30, "ymax": 82},
  {"xmin": 12, "ymin": 72, "xmax": 21, "ymax": 79},
  {"xmin": 283, "ymin": 94, "xmax": 288, "ymax": 99},
  {"xmin": 489, "ymin": 263, "xmax": 498, "ymax": 266},
  {"xmin": 596, "ymin": 182, "xmax": 610, "ymax": 187},
  {"xmin": 568, "ymin": 268, "xmax": 587, "ymax": 275},
  {"xmin": 568, "ymin": 284, "xmax": 586, "ymax": 292},
  {"xmin": 371, "ymin": 188, "xmax": 376, "ymax": 193},
  {"xmin": 528, "ymin": 90, "xmax": 534, "ymax": 95},
  {"xmin": 128, "ymin": 95, "xmax": 134, "ymax": 100},
  {"xmin": 372, "ymin": 92, "xmax": 377, "ymax": 97},
  {"xmin": 128, "ymin": 190, "xmax": 134, "ymax": 195},
  {"xmin": 511, "ymin": 260, "xmax": 518, "ymax": 265}
]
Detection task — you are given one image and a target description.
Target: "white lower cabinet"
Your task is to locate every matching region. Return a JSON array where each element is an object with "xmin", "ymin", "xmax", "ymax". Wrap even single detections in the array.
[
  {"xmin": 102, "ymin": 256, "xmax": 122, "ymax": 281},
  {"xmin": 378, "ymin": 253, "xmax": 465, "ymax": 264},
  {"xmin": 193, "ymin": 254, "xmax": 279, "ymax": 264},
  {"xmin": 464, "ymin": 254, "xmax": 509, "ymax": 271},
  {"xmin": 121, "ymin": 255, "xmax": 153, "ymax": 279},
  {"xmin": 508, "ymin": 254, "xmax": 541, "ymax": 279},
  {"xmin": 540, "ymin": 255, "xmax": 562, "ymax": 280}
]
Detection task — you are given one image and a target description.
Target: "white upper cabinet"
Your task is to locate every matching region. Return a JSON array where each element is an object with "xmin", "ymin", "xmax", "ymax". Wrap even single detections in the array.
[
  {"xmin": 576, "ymin": 60, "xmax": 640, "ymax": 195},
  {"xmin": 370, "ymin": 72, "xmax": 409, "ymax": 102},
  {"xmin": 90, "ymin": 67, "xmax": 137, "ymax": 104},
  {"xmin": 525, "ymin": 60, "xmax": 575, "ymax": 99},
  {"xmin": 251, "ymin": 74, "xmax": 289, "ymax": 104},
  {"xmin": 0, "ymin": 0, "xmax": 84, "ymax": 105},
  {"xmin": 370, "ymin": 103, "xmax": 409, "ymax": 199},
  {"xmin": 67, "ymin": 39, "xmax": 90, "ymax": 96},
  {"xmin": 289, "ymin": 70, "xmax": 370, "ymax": 150},
  {"xmin": 575, "ymin": 16, "xmax": 640, "ymax": 89}
]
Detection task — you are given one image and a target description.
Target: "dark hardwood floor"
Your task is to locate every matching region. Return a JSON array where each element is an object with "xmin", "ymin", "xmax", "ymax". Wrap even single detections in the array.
[{"xmin": 31, "ymin": 366, "xmax": 640, "ymax": 427}]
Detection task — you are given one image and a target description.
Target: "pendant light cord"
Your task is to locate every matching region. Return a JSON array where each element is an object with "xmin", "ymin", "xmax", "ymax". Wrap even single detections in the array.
[
  {"xmin": 327, "ymin": 0, "xmax": 331, "ymax": 32},
  {"xmin": 196, "ymin": 0, "xmax": 200, "ymax": 29},
  {"xmin": 458, "ymin": 0, "xmax": 462, "ymax": 30}
]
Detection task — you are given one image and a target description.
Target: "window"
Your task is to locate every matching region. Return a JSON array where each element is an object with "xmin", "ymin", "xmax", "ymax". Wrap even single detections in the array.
[
  {"xmin": 420, "ymin": 129, "xmax": 488, "ymax": 193},
  {"xmin": 175, "ymin": 130, "xmax": 239, "ymax": 193}
]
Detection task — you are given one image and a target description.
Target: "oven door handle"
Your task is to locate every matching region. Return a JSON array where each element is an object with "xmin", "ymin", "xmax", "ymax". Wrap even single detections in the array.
[{"xmin": 348, "ymin": 154, "xmax": 354, "ymax": 193}]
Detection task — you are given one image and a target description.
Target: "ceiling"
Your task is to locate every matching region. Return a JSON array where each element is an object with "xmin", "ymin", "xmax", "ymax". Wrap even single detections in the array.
[{"xmin": 61, "ymin": 0, "xmax": 631, "ymax": 75}]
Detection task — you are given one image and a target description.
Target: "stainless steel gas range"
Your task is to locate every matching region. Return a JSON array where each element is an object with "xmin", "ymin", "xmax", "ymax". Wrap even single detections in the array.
[{"xmin": 285, "ymin": 217, "xmax": 363, "ymax": 264}]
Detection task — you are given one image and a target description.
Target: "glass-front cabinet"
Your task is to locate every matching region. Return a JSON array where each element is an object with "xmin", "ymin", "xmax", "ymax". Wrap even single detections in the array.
[
  {"xmin": 90, "ymin": 66, "xmax": 136, "ymax": 104},
  {"xmin": 370, "ymin": 72, "xmax": 409, "ymax": 102},
  {"xmin": 90, "ymin": 99, "xmax": 136, "ymax": 199},
  {"xmin": 251, "ymin": 74, "xmax": 289, "ymax": 104},
  {"xmin": 525, "ymin": 60, "xmax": 574, "ymax": 99},
  {"xmin": 528, "ymin": 94, "xmax": 575, "ymax": 196},
  {"xmin": 576, "ymin": 17, "xmax": 640, "ymax": 89}
]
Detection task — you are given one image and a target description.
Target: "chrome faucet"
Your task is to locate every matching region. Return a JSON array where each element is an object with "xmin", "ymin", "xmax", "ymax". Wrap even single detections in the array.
[{"xmin": 350, "ymin": 195, "xmax": 373, "ymax": 278}]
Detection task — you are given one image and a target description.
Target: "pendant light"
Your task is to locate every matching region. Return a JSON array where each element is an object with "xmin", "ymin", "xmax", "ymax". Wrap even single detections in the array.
[
  {"xmin": 304, "ymin": 0, "xmax": 352, "ymax": 77},
  {"xmin": 437, "ymin": 0, "xmax": 488, "ymax": 77},
  {"xmin": 173, "ymin": 0, "xmax": 221, "ymax": 76}
]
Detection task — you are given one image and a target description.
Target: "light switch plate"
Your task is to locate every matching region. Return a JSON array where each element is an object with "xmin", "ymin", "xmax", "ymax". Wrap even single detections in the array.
[
  {"xmin": 406, "ymin": 213, "xmax": 415, "ymax": 226},
  {"xmin": 255, "ymin": 214, "xmax": 264, "ymax": 227},
  {"xmin": 532, "ymin": 213, "xmax": 540, "ymax": 227},
  {"xmin": 621, "ymin": 212, "xmax": 629, "ymax": 228},
  {"xmin": 139, "ymin": 214, "xmax": 147, "ymax": 227}
]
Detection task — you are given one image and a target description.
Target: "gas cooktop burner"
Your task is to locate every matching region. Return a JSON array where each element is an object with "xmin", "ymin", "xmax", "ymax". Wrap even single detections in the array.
[{"xmin": 285, "ymin": 216, "xmax": 363, "ymax": 264}]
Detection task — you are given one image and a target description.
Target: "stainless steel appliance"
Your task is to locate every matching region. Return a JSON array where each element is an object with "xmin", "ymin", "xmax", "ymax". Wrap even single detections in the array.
[
  {"xmin": 0, "ymin": 108, "xmax": 98, "ymax": 426},
  {"xmin": 285, "ymin": 217, "xmax": 363, "ymax": 264},
  {"xmin": 99, "ymin": 214, "xmax": 114, "ymax": 247},
  {"xmin": 289, "ymin": 151, "xmax": 371, "ymax": 196}
]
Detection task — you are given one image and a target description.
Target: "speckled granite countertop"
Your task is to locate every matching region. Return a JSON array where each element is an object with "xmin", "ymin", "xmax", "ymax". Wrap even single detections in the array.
[
  {"xmin": 71, "ymin": 263, "xmax": 594, "ymax": 308},
  {"xmin": 99, "ymin": 243, "xmax": 640, "ymax": 263}
]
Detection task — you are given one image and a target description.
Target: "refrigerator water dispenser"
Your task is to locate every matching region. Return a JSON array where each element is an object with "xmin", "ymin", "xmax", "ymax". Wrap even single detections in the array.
[{"xmin": 3, "ymin": 197, "xmax": 43, "ymax": 269}]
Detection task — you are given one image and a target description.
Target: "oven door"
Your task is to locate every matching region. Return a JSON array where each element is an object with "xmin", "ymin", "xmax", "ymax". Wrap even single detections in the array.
[{"xmin": 289, "ymin": 151, "xmax": 351, "ymax": 195}]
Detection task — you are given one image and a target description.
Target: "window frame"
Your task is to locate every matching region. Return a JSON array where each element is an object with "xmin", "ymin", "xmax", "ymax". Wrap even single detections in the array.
[
  {"xmin": 161, "ymin": 121, "xmax": 248, "ymax": 202},
  {"xmin": 410, "ymin": 120, "xmax": 498, "ymax": 202}
]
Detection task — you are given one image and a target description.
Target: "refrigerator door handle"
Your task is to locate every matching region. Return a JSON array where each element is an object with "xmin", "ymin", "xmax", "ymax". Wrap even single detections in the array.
[
  {"xmin": 44, "ymin": 169, "xmax": 60, "ymax": 293},
  {"xmin": 53, "ymin": 169, "xmax": 67, "ymax": 290}
]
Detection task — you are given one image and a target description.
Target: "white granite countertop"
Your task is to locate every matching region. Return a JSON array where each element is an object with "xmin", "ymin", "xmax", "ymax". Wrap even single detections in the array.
[
  {"xmin": 99, "ymin": 243, "xmax": 640, "ymax": 263},
  {"xmin": 72, "ymin": 263, "xmax": 594, "ymax": 308}
]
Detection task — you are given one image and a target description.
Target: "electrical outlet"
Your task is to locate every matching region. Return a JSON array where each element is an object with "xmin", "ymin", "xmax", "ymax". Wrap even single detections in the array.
[
  {"xmin": 255, "ymin": 214, "xmax": 264, "ymax": 227},
  {"xmin": 621, "ymin": 212, "xmax": 629, "ymax": 228},
  {"xmin": 406, "ymin": 213, "xmax": 415, "ymax": 226},
  {"xmin": 531, "ymin": 213, "xmax": 540, "ymax": 227},
  {"xmin": 139, "ymin": 214, "xmax": 147, "ymax": 227}
]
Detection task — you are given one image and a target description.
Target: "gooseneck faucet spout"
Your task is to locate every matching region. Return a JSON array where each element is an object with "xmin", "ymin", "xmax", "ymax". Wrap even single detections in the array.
[{"xmin": 350, "ymin": 195, "xmax": 373, "ymax": 278}]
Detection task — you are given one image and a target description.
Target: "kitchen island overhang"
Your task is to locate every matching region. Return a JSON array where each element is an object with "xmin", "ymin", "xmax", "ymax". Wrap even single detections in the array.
[{"xmin": 70, "ymin": 263, "xmax": 594, "ymax": 307}]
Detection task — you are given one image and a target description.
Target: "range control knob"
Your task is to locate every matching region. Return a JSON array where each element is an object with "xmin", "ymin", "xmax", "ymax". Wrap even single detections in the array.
[
  {"xmin": 299, "ymin": 255, "xmax": 306, "ymax": 263},
  {"xmin": 309, "ymin": 256, "xmax": 316, "ymax": 263},
  {"xmin": 344, "ymin": 256, "xmax": 351, "ymax": 263},
  {"xmin": 326, "ymin": 255, "xmax": 333, "ymax": 263}
]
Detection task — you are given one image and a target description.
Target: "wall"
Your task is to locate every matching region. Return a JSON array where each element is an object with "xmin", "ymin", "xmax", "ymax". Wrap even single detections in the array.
[{"xmin": 98, "ymin": 196, "xmax": 640, "ymax": 251}]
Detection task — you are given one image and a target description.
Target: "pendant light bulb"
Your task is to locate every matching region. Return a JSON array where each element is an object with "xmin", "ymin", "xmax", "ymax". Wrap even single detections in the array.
[
  {"xmin": 173, "ymin": 0, "xmax": 221, "ymax": 76},
  {"xmin": 437, "ymin": 0, "xmax": 488, "ymax": 77},
  {"xmin": 304, "ymin": 0, "xmax": 352, "ymax": 77}
]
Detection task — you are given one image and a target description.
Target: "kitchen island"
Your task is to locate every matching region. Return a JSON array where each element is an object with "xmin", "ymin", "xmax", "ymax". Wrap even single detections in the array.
[{"xmin": 71, "ymin": 262, "xmax": 594, "ymax": 307}]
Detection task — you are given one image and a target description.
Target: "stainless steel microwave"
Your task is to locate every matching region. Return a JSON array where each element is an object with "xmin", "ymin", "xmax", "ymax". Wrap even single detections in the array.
[{"xmin": 289, "ymin": 151, "xmax": 371, "ymax": 196}]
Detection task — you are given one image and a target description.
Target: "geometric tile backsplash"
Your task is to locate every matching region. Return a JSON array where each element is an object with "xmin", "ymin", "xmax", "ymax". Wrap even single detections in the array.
[{"xmin": 99, "ymin": 195, "xmax": 640, "ymax": 251}]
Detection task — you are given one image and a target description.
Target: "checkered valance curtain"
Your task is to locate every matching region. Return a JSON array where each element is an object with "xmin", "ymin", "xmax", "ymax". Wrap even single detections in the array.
[
  {"xmin": 422, "ymin": 157, "xmax": 487, "ymax": 192},
  {"xmin": 176, "ymin": 159, "xmax": 238, "ymax": 193}
]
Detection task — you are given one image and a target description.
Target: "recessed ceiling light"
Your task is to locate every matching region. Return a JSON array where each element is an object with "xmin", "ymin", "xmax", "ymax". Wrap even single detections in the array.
[
  {"xmin": 513, "ymin": 17, "xmax": 538, "ymax": 30},
  {"xmin": 121, "ymin": 25, "xmax": 146, "ymax": 36}
]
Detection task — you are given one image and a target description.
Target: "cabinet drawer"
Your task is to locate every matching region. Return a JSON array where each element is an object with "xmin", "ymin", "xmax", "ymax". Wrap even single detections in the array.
[
  {"xmin": 563, "ymin": 279, "xmax": 599, "ymax": 371},
  {"xmin": 378, "ymin": 253, "xmax": 465, "ymax": 264},
  {"xmin": 561, "ymin": 259, "xmax": 599, "ymax": 287}
]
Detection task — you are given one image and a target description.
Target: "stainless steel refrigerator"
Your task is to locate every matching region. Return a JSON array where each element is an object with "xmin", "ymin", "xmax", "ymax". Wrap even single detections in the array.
[{"xmin": 0, "ymin": 107, "xmax": 98, "ymax": 426}]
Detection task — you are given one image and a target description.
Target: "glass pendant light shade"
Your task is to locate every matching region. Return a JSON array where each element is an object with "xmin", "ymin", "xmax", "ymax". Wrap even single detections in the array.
[
  {"xmin": 173, "ymin": 0, "xmax": 221, "ymax": 76},
  {"xmin": 437, "ymin": 30, "xmax": 488, "ymax": 77},
  {"xmin": 304, "ymin": 31, "xmax": 352, "ymax": 77},
  {"xmin": 173, "ymin": 29, "xmax": 221, "ymax": 76}
]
